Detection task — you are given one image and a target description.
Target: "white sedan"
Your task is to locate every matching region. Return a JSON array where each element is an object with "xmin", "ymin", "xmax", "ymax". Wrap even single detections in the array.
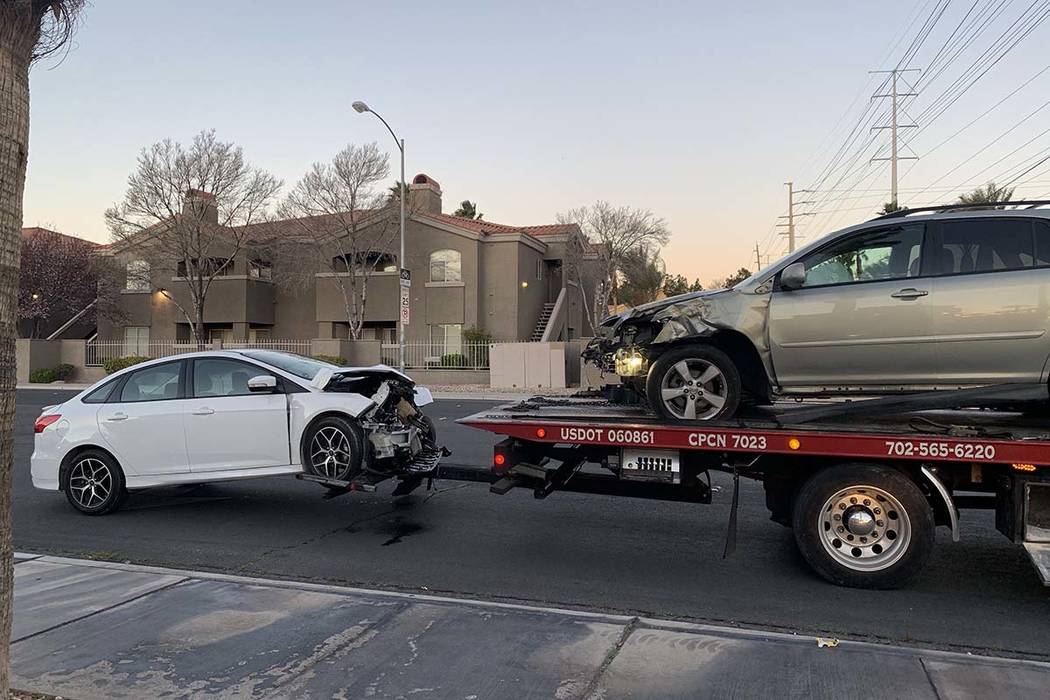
[{"xmin": 32, "ymin": 350, "xmax": 439, "ymax": 515}]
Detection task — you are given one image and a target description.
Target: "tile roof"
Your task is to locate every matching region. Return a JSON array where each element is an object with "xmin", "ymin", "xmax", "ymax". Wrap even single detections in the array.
[
  {"xmin": 419, "ymin": 212, "xmax": 580, "ymax": 238},
  {"xmin": 21, "ymin": 227, "xmax": 101, "ymax": 247}
]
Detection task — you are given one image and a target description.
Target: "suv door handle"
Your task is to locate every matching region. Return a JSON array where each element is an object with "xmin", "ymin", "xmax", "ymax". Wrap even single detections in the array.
[
  {"xmin": 891, "ymin": 287, "xmax": 928, "ymax": 299},
  {"xmin": 192, "ymin": 407, "xmax": 215, "ymax": 416},
  {"xmin": 106, "ymin": 412, "xmax": 128, "ymax": 422}
]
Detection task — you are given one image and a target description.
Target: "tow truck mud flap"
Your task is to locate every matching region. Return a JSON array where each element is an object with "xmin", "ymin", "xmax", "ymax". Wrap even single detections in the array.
[
  {"xmin": 1024, "ymin": 483, "xmax": 1050, "ymax": 586},
  {"xmin": 1025, "ymin": 544, "xmax": 1050, "ymax": 586}
]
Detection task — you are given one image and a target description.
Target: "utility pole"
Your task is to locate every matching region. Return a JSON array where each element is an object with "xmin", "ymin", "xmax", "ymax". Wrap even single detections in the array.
[
  {"xmin": 871, "ymin": 68, "xmax": 919, "ymax": 206},
  {"xmin": 776, "ymin": 182, "xmax": 814, "ymax": 254},
  {"xmin": 754, "ymin": 242, "xmax": 762, "ymax": 271}
]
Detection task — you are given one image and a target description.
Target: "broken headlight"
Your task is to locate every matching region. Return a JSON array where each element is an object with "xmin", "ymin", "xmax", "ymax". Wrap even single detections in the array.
[
  {"xmin": 653, "ymin": 318, "xmax": 691, "ymax": 344},
  {"xmin": 614, "ymin": 347, "xmax": 649, "ymax": 376}
]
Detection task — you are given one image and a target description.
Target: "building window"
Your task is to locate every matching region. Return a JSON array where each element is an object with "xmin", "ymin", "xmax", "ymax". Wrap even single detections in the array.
[
  {"xmin": 209, "ymin": 327, "xmax": 234, "ymax": 344},
  {"xmin": 178, "ymin": 257, "xmax": 232, "ymax": 277},
  {"xmin": 123, "ymin": 326, "xmax": 149, "ymax": 356},
  {"xmin": 429, "ymin": 249, "xmax": 462, "ymax": 282},
  {"xmin": 249, "ymin": 258, "xmax": 272, "ymax": 280},
  {"xmin": 248, "ymin": 327, "xmax": 272, "ymax": 342},
  {"xmin": 126, "ymin": 260, "xmax": 151, "ymax": 291},
  {"xmin": 430, "ymin": 323, "xmax": 463, "ymax": 354},
  {"xmin": 536, "ymin": 259, "xmax": 544, "ymax": 280}
]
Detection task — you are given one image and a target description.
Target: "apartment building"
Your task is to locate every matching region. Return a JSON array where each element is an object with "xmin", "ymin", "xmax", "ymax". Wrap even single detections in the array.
[{"xmin": 99, "ymin": 174, "xmax": 597, "ymax": 354}]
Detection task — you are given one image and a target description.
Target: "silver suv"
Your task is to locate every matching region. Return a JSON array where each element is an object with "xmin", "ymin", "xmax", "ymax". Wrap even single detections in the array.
[{"xmin": 584, "ymin": 203, "xmax": 1050, "ymax": 421}]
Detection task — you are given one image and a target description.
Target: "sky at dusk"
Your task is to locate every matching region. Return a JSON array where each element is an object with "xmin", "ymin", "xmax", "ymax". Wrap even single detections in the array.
[{"xmin": 22, "ymin": 0, "xmax": 1050, "ymax": 284}]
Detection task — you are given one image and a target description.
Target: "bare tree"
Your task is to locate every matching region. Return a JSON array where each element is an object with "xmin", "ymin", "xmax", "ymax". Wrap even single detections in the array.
[
  {"xmin": 105, "ymin": 130, "xmax": 281, "ymax": 347},
  {"xmin": 270, "ymin": 142, "xmax": 399, "ymax": 340},
  {"xmin": 1, "ymin": 2, "xmax": 86, "ymax": 692},
  {"xmin": 18, "ymin": 228, "xmax": 97, "ymax": 337},
  {"xmin": 618, "ymin": 246, "xmax": 666, "ymax": 307},
  {"xmin": 557, "ymin": 201, "xmax": 671, "ymax": 330}
]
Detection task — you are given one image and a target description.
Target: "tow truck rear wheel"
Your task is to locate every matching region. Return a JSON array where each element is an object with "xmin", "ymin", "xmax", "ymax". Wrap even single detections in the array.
[
  {"xmin": 792, "ymin": 464, "xmax": 934, "ymax": 589},
  {"xmin": 646, "ymin": 345, "xmax": 741, "ymax": 422}
]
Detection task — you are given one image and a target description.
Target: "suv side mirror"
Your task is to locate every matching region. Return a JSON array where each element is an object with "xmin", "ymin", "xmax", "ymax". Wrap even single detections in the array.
[
  {"xmin": 780, "ymin": 262, "xmax": 806, "ymax": 290},
  {"xmin": 248, "ymin": 375, "xmax": 278, "ymax": 393}
]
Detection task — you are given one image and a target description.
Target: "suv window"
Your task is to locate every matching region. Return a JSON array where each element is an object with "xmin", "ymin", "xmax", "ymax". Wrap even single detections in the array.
[
  {"xmin": 194, "ymin": 358, "xmax": 271, "ymax": 398},
  {"xmin": 799, "ymin": 225, "xmax": 923, "ymax": 288},
  {"xmin": 119, "ymin": 362, "xmax": 182, "ymax": 402},
  {"xmin": 1035, "ymin": 221, "xmax": 1050, "ymax": 267},
  {"xmin": 936, "ymin": 219, "xmax": 1033, "ymax": 274}
]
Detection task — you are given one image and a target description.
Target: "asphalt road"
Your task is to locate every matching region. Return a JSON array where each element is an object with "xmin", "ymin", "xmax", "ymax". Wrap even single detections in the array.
[{"xmin": 13, "ymin": 389, "xmax": 1050, "ymax": 659}]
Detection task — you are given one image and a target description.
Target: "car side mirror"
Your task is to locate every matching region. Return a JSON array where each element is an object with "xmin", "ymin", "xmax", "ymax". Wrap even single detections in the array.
[
  {"xmin": 780, "ymin": 262, "xmax": 806, "ymax": 290},
  {"xmin": 248, "ymin": 375, "xmax": 278, "ymax": 393}
]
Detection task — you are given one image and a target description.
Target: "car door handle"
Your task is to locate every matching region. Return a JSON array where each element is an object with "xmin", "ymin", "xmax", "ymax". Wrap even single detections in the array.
[
  {"xmin": 106, "ymin": 412, "xmax": 128, "ymax": 422},
  {"xmin": 192, "ymin": 407, "xmax": 215, "ymax": 416},
  {"xmin": 891, "ymin": 287, "xmax": 928, "ymax": 299}
]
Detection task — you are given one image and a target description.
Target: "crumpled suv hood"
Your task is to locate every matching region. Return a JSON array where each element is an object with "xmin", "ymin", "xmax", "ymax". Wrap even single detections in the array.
[{"xmin": 601, "ymin": 288, "xmax": 736, "ymax": 336}]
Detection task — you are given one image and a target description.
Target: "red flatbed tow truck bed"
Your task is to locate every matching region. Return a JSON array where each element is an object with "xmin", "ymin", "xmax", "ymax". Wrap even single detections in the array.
[{"xmin": 457, "ymin": 392, "xmax": 1050, "ymax": 589}]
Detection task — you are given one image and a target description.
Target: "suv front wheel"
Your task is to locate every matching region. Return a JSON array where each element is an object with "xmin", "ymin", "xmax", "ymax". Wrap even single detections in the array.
[{"xmin": 646, "ymin": 345, "xmax": 741, "ymax": 422}]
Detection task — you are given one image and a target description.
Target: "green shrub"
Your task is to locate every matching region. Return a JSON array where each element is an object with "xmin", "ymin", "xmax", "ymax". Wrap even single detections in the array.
[
  {"xmin": 463, "ymin": 326, "xmax": 492, "ymax": 343},
  {"xmin": 103, "ymin": 356, "xmax": 150, "ymax": 375},
  {"xmin": 29, "ymin": 367, "xmax": 57, "ymax": 384},
  {"xmin": 54, "ymin": 363, "xmax": 75, "ymax": 381},
  {"xmin": 440, "ymin": 353, "xmax": 468, "ymax": 368},
  {"xmin": 312, "ymin": 354, "xmax": 346, "ymax": 366}
]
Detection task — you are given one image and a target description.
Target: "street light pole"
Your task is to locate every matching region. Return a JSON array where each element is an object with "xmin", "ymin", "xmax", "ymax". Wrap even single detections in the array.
[{"xmin": 353, "ymin": 101, "xmax": 406, "ymax": 373}]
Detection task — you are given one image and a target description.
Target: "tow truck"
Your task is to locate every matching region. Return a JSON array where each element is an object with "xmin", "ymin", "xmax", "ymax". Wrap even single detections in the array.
[{"xmin": 447, "ymin": 384, "xmax": 1050, "ymax": 590}]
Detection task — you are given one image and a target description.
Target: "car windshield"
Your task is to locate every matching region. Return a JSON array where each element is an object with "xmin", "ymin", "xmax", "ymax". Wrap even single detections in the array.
[{"xmin": 241, "ymin": 351, "xmax": 338, "ymax": 380}]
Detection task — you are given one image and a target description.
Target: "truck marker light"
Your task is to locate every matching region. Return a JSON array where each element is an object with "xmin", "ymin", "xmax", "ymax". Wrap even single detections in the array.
[
  {"xmin": 536, "ymin": 428, "xmax": 547, "ymax": 439},
  {"xmin": 788, "ymin": 438, "xmax": 801, "ymax": 450},
  {"xmin": 1012, "ymin": 463, "xmax": 1037, "ymax": 472},
  {"xmin": 494, "ymin": 453, "xmax": 507, "ymax": 467}
]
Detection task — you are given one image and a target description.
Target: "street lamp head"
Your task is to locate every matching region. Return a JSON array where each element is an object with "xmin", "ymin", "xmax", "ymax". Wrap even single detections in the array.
[{"xmin": 351, "ymin": 101, "xmax": 370, "ymax": 114}]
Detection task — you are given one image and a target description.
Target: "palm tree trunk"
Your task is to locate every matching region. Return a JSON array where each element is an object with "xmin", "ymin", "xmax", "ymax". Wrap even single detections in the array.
[{"xmin": 0, "ymin": 17, "xmax": 34, "ymax": 697}]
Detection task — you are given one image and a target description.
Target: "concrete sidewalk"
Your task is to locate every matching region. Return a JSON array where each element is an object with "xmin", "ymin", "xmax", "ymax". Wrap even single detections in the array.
[{"xmin": 10, "ymin": 554, "xmax": 1050, "ymax": 699}]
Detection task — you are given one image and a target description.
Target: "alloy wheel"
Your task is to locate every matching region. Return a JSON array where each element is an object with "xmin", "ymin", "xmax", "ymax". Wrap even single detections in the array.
[
  {"xmin": 817, "ymin": 484, "xmax": 912, "ymax": 572},
  {"xmin": 310, "ymin": 426, "xmax": 353, "ymax": 478},
  {"xmin": 660, "ymin": 359, "xmax": 728, "ymax": 420},
  {"xmin": 68, "ymin": 458, "xmax": 113, "ymax": 510}
]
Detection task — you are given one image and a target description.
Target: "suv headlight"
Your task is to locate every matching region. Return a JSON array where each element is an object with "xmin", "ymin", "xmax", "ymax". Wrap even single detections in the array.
[
  {"xmin": 614, "ymin": 348, "xmax": 649, "ymax": 376},
  {"xmin": 653, "ymin": 318, "xmax": 690, "ymax": 344}
]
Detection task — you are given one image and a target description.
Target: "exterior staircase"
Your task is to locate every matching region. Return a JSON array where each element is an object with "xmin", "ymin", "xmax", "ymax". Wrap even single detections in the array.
[{"xmin": 530, "ymin": 303, "xmax": 557, "ymax": 341}]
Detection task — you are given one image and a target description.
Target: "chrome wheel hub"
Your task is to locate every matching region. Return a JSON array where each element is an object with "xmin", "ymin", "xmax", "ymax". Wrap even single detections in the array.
[
  {"xmin": 310, "ymin": 427, "xmax": 352, "ymax": 478},
  {"xmin": 660, "ymin": 359, "xmax": 727, "ymax": 420},
  {"xmin": 818, "ymin": 485, "xmax": 911, "ymax": 572},
  {"xmin": 68, "ymin": 458, "xmax": 112, "ymax": 509}
]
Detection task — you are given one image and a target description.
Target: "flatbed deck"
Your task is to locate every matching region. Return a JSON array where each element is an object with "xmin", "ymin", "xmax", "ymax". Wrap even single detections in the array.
[{"xmin": 459, "ymin": 396, "xmax": 1050, "ymax": 466}]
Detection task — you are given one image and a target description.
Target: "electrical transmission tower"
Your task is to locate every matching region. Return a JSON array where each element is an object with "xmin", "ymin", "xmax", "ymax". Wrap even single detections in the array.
[
  {"xmin": 776, "ymin": 181, "xmax": 814, "ymax": 253},
  {"xmin": 870, "ymin": 68, "xmax": 920, "ymax": 206}
]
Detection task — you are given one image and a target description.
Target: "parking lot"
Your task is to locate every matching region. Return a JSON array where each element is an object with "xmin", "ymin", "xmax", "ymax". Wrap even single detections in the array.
[{"xmin": 13, "ymin": 389, "xmax": 1050, "ymax": 659}]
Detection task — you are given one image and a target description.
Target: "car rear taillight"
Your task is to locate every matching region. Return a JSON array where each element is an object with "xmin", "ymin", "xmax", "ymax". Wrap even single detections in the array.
[{"xmin": 34, "ymin": 414, "xmax": 61, "ymax": 434}]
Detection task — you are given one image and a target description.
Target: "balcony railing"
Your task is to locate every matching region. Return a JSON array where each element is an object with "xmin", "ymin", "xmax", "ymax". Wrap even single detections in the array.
[
  {"xmin": 85, "ymin": 339, "xmax": 312, "ymax": 367},
  {"xmin": 381, "ymin": 342, "xmax": 491, "ymax": 370}
]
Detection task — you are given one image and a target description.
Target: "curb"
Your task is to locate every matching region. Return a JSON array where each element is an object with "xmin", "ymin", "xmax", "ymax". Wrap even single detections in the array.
[{"xmin": 16, "ymin": 552, "xmax": 1050, "ymax": 670}]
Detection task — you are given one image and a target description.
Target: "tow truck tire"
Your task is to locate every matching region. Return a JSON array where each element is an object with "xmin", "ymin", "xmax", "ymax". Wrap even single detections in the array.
[
  {"xmin": 792, "ymin": 464, "xmax": 934, "ymax": 589},
  {"xmin": 302, "ymin": 415, "xmax": 366, "ymax": 482},
  {"xmin": 646, "ymin": 344, "xmax": 741, "ymax": 422}
]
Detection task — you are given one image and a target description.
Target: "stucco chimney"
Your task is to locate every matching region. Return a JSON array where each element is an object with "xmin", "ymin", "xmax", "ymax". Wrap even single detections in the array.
[
  {"xmin": 408, "ymin": 174, "xmax": 442, "ymax": 214},
  {"xmin": 183, "ymin": 189, "xmax": 219, "ymax": 225}
]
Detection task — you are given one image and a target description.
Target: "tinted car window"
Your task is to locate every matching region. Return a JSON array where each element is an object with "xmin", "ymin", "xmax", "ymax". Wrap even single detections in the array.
[
  {"xmin": 800, "ymin": 225, "xmax": 923, "ymax": 288},
  {"xmin": 194, "ymin": 358, "xmax": 269, "ymax": 397},
  {"xmin": 82, "ymin": 379, "xmax": 118, "ymax": 404},
  {"xmin": 119, "ymin": 362, "xmax": 182, "ymax": 402},
  {"xmin": 936, "ymin": 219, "xmax": 1033, "ymax": 274}
]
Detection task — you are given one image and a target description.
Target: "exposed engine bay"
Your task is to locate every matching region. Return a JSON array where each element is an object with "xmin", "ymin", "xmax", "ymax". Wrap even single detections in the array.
[{"xmin": 322, "ymin": 367, "xmax": 446, "ymax": 477}]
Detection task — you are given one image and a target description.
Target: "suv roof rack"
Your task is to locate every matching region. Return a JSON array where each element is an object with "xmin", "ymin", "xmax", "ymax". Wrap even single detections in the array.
[{"xmin": 873, "ymin": 199, "xmax": 1050, "ymax": 220}]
